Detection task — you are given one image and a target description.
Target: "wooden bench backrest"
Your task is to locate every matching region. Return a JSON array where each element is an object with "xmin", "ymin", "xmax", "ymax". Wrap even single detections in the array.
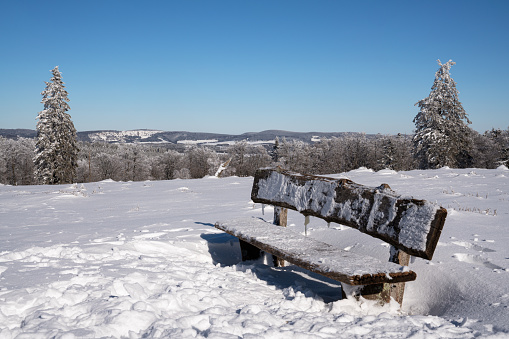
[{"xmin": 251, "ymin": 167, "xmax": 447, "ymax": 260}]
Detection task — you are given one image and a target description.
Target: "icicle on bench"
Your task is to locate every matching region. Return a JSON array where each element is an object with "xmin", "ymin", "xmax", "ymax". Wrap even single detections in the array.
[{"xmin": 215, "ymin": 167, "xmax": 447, "ymax": 305}]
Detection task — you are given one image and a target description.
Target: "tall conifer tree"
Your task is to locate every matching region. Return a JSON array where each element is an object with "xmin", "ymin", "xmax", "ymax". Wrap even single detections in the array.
[
  {"xmin": 34, "ymin": 66, "xmax": 78, "ymax": 184},
  {"xmin": 413, "ymin": 60, "xmax": 472, "ymax": 169}
]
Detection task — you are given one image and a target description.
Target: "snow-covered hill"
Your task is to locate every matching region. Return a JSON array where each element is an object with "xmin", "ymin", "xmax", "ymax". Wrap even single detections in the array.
[
  {"xmin": 87, "ymin": 130, "xmax": 164, "ymax": 143},
  {"xmin": 1, "ymin": 128, "xmax": 361, "ymax": 146},
  {"xmin": 1, "ymin": 167, "xmax": 508, "ymax": 338}
]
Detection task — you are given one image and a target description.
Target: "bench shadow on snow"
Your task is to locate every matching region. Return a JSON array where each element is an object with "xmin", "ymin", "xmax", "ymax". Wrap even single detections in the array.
[{"xmin": 199, "ymin": 223, "xmax": 343, "ymax": 303}]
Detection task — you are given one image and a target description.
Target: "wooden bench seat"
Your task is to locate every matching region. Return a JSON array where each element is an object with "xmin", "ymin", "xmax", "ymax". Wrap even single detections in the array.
[
  {"xmin": 215, "ymin": 218, "xmax": 416, "ymax": 285},
  {"xmin": 215, "ymin": 167, "xmax": 447, "ymax": 305}
]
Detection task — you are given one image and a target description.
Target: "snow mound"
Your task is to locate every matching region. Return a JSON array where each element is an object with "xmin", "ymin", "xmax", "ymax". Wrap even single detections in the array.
[
  {"xmin": 377, "ymin": 169, "xmax": 398, "ymax": 175},
  {"xmin": 352, "ymin": 167, "xmax": 374, "ymax": 173}
]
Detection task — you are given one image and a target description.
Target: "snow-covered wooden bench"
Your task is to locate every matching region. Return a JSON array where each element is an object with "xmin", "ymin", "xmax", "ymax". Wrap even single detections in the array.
[{"xmin": 215, "ymin": 167, "xmax": 447, "ymax": 305}]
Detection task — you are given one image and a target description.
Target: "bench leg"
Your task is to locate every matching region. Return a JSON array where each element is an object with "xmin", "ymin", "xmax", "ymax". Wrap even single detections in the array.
[
  {"xmin": 389, "ymin": 282, "xmax": 406, "ymax": 305},
  {"xmin": 358, "ymin": 284, "xmax": 391, "ymax": 304},
  {"xmin": 353, "ymin": 246, "xmax": 411, "ymax": 305},
  {"xmin": 239, "ymin": 240, "xmax": 262, "ymax": 261},
  {"xmin": 272, "ymin": 207, "xmax": 288, "ymax": 267},
  {"xmin": 388, "ymin": 246, "xmax": 411, "ymax": 305},
  {"xmin": 272, "ymin": 255, "xmax": 285, "ymax": 267}
]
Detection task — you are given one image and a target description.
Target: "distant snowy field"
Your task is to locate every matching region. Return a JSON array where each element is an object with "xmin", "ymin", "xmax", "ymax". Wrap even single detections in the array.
[{"xmin": 1, "ymin": 167, "xmax": 508, "ymax": 338}]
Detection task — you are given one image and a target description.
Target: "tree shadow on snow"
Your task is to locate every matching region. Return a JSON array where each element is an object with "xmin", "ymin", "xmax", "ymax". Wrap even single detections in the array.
[{"xmin": 199, "ymin": 224, "xmax": 343, "ymax": 303}]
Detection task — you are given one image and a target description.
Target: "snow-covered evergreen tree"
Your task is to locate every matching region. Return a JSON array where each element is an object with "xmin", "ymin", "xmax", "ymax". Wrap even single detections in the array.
[
  {"xmin": 380, "ymin": 135, "xmax": 396, "ymax": 170},
  {"xmin": 34, "ymin": 66, "xmax": 79, "ymax": 184},
  {"xmin": 483, "ymin": 128, "xmax": 509, "ymax": 168},
  {"xmin": 413, "ymin": 60, "xmax": 472, "ymax": 169},
  {"xmin": 271, "ymin": 137, "xmax": 280, "ymax": 163}
]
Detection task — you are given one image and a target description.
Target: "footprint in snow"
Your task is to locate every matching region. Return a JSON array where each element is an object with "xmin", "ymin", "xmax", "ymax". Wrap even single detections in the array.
[
  {"xmin": 165, "ymin": 228, "xmax": 190, "ymax": 232},
  {"xmin": 133, "ymin": 232, "xmax": 166, "ymax": 240},
  {"xmin": 451, "ymin": 241, "xmax": 496, "ymax": 253},
  {"xmin": 452, "ymin": 253, "xmax": 504, "ymax": 270}
]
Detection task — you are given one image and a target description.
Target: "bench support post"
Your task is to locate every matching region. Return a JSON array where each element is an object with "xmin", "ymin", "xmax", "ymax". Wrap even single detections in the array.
[
  {"xmin": 388, "ymin": 246, "xmax": 411, "ymax": 305},
  {"xmin": 272, "ymin": 206, "xmax": 288, "ymax": 267},
  {"xmin": 358, "ymin": 283, "xmax": 391, "ymax": 304},
  {"xmin": 356, "ymin": 246, "xmax": 410, "ymax": 305},
  {"xmin": 273, "ymin": 206, "xmax": 288, "ymax": 227}
]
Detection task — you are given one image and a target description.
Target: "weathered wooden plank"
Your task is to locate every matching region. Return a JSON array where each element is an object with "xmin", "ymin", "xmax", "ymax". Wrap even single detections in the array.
[
  {"xmin": 251, "ymin": 167, "xmax": 447, "ymax": 260},
  {"xmin": 215, "ymin": 218, "xmax": 416, "ymax": 286}
]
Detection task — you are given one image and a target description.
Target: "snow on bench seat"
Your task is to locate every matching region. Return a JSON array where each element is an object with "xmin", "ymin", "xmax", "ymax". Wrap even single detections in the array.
[{"xmin": 215, "ymin": 218, "xmax": 416, "ymax": 286}]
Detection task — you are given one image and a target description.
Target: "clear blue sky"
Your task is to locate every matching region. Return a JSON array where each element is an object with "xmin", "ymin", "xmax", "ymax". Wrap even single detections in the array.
[{"xmin": 1, "ymin": 0, "xmax": 508, "ymax": 135}]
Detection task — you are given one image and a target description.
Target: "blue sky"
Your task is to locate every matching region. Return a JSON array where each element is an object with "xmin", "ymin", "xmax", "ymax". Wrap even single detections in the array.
[{"xmin": 1, "ymin": 0, "xmax": 508, "ymax": 135}]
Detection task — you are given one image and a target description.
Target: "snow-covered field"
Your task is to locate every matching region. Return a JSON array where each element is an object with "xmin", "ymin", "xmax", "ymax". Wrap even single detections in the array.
[{"xmin": 1, "ymin": 167, "xmax": 508, "ymax": 338}]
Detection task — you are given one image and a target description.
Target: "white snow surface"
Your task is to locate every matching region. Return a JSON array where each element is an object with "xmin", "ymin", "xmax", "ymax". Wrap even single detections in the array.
[{"xmin": 1, "ymin": 167, "xmax": 509, "ymax": 338}]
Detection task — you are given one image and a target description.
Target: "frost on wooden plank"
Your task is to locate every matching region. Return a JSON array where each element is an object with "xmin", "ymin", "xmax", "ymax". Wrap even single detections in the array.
[
  {"xmin": 215, "ymin": 218, "xmax": 416, "ymax": 285},
  {"xmin": 251, "ymin": 167, "xmax": 447, "ymax": 260}
]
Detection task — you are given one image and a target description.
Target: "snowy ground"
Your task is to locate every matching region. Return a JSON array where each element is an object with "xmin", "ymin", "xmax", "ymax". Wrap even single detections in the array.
[{"xmin": 1, "ymin": 167, "xmax": 508, "ymax": 338}]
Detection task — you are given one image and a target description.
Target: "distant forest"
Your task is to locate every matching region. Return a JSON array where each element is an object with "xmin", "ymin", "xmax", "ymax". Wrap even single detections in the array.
[{"xmin": 1, "ymin": 128, "xmax": 508, "ymax": 186}]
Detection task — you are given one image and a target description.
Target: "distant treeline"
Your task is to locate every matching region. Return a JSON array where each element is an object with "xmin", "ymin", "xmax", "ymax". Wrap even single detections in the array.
[{"xmin": 1, "ymin": 128, "xmax": 508, "ymax": 186}]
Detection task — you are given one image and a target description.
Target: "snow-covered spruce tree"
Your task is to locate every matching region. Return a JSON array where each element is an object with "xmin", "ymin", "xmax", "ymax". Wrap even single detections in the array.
[
  {"xmin": 380, "ymin": 135, "xmax": 396, "ymax": 170},
  {"xmin": 34, "ymin": 66, "xmax": 79, "ymax": 184},
  {"xmin": 413, "ymin": 60, "xmax": 473, "ymax": 169}
]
